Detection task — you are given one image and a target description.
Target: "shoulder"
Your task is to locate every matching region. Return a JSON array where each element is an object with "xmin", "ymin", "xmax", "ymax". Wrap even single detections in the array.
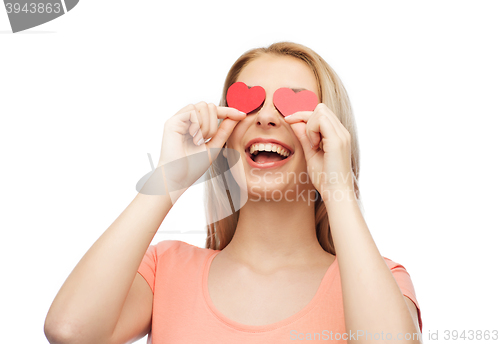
[
  {"xmin": 153, "ymin": 240, "xmax": 218, "ymax": 263},
  {"xmin": 155, "ymin": 239, "xmax": 210, "ymax": 252},
  {"xmin": 380, "ymin": 256, "xmax": 418, "ymax": 297},
  {"xmin": 154, "ymin": 239, "xmax": 192, "ymax": 253},
  {"xmin": 381, "ymin": 256, "xmax": 409, "ymax": 271},
  {"xmin": 382, "ymin": 256, "xmax": 423, "ymax": 332}
]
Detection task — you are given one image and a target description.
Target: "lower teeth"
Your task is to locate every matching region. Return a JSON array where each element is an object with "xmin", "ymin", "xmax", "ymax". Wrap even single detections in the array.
[{"xmin": 251, "ymin": 155, "xmax": 287, "ymax": 163}]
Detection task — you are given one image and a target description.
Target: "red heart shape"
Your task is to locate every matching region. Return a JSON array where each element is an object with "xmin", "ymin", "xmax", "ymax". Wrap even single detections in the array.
[
  {"xmin": 273, "ymin": 88, "xmax": 319, "ymax": 117},
  {"xmin": 226, "ymin": 82, "xmax": 266, "ymax": 114}
]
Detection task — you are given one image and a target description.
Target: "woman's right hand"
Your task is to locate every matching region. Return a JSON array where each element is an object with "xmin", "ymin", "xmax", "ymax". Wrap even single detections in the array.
[{"xmin": 155, "ymin": 102, "xmax": 245, "ymax": 202}]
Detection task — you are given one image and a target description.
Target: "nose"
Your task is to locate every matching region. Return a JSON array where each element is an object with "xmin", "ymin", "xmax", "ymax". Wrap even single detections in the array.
[{"xmin": 254, "ymin": 97, "xmax": 282, "ymax": 128}]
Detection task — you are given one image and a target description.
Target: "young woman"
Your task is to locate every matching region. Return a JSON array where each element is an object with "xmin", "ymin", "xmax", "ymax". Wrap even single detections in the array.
[{"xmin": 45, "ymin": 42, "xmax": 422, "ymax": 344}]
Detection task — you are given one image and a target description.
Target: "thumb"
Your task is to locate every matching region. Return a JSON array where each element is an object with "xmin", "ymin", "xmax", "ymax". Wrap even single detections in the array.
[
  {"xmin": 290, "ymin": 122, "xmax": 314, "ymax": 156},
  {"xmin": 206, "ymin": 118, "xmax": 239, "ymax": 149}
]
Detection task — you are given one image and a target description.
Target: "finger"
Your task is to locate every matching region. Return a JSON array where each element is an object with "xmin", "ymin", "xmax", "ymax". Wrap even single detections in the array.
[
  {"xmin": 283, "ymin": 110, "xmax": 314, "ymax": 124},
  {"xmin": 328, "ymin": 112, "xmax": 351, "ymax": 143},
  {"xmin": 303, "ymin": 113, "xmax": 323, "ymax": 148},
  {"xmin": 175, "ymin": 104, "xmax": 202, "ymax": 138},
  {"xmin": 289, "ymin": 122, "xmax": 316, "ymax": 157},
  {"xmin": 175, "ymin": 103, "xmax": 198, "ymax": 115},
  {"xmin": 207, "ymin": 103, "xmax": 218, "ymax": 141},
  {"xmin": 310, "ymin": 115, "xmax": 340, "ymax": 150},
  {"xmin": 207, "ymin": 118, "xmax": 239, "ymax": 149},
  {"xmin": 174, "ymin": 109, "xmax": 201, "ymax": 137},
  {"xmin": 217, "ymin": 106, "xmax": 247, "ymax": 120},
  {"xmin": 194, "ymin": 101, "xmax": 210, "ymax": 144},
  {"xmin": 316, "ymin": 103, "xmax": 350, "ymax": 143}
]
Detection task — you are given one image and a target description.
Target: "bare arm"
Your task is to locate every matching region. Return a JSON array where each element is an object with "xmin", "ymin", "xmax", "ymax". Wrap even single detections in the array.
[
  {"xmin": 325, "ymin": 185, "xmax": 422, "ymax": 344},
  {"xmin": 44, "ymin": 175, "xmax": 173, "ymax": 344},
  {"xmin": 43, "ymin": 103, "xmax": 244, "ymax": 344}
]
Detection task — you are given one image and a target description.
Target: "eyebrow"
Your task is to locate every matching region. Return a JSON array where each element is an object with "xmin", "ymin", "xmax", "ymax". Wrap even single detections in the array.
[{"xmin": 247, "ymin": 85, "xmax": 307, "ymax": 93}]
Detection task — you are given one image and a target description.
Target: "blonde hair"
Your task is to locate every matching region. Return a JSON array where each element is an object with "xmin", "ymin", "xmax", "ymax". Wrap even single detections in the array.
[{"xmin": 204, "ymin": 41, "xmax": 363, "ymax": 255}]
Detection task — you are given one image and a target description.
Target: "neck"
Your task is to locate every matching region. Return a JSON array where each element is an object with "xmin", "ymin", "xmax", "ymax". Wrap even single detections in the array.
[{"xmin": 224, "ymin": 188, "xmax": 328, "ymax": 272}]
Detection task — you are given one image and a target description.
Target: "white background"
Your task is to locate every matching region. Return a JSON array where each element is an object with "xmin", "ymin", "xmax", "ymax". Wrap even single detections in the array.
[{"xmin": 1, "ymin": 1, "xmax": 499, "ymax": 343}]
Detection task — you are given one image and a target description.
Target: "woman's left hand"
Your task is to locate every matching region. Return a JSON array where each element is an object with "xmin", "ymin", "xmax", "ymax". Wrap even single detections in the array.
[{"xmin": 284, "ymin": 103, "xmax": 354, "ymax": 198}]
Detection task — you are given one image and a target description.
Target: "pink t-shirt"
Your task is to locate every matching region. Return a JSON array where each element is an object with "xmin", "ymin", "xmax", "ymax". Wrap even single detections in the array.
[{"xmin": 138, "ymin": 240, "xmax": 422, "ymax": 343}]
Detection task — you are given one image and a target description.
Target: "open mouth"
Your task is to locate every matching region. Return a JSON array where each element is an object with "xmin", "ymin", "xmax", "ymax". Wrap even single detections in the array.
[
  {"xmin": 250, "ymin": 151, "xmax": 286, "ymax": 163},
  {"xmin": 245, "ymin": 142, "xmax": 294, "ymax": 166}
]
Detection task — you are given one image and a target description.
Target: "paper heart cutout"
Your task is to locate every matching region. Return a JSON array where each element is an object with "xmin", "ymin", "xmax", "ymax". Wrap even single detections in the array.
[
  {"xmin": 226, "ymin": 82, "xmax": 266, "ymax": 114},
  {"xmin": 273, "ymin": 88, "xmax": 319, "ymax": 117}
]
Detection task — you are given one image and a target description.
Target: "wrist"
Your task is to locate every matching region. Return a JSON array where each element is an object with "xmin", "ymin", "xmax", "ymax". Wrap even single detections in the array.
[
  {"xmin": 138, "ymin": 166, "xmax": 187, "ymax": 205},
  {"xmin": 320, "ymin": 183, "xmax": 357, "ymax": 204}
]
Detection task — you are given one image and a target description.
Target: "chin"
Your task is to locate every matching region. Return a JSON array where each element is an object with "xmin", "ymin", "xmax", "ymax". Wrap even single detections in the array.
[{"xmin": 244, "ymin": 180, "xmax": 294, "ymax": 203}]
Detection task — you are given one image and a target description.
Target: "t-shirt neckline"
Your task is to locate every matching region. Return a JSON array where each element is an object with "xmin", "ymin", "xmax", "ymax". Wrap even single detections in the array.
[{"xmin": 202, "ymin": 249, "xmax": 338, "ymax": 333}]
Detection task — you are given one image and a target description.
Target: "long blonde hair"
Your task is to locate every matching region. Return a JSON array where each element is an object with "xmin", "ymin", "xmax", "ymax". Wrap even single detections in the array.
[{"xmin": 204, "ymin": 41, "xmax": 362, "ymax": 255}]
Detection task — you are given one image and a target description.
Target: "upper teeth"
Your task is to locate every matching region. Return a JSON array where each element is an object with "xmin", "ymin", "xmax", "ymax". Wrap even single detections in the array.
[{"xmin": 249, "ymin": 143, "xmax": 290, "ymax": 157}]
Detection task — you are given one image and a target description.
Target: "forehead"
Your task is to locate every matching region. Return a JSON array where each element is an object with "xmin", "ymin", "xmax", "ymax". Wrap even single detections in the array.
[{"xmin": 236, "ymin": 54, "xmax": 319, "ymax": 95}]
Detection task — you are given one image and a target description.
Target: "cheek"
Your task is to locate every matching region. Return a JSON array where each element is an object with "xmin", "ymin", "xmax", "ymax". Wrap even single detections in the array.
[
  {"xmin": 293, "ymin": 145, "xmax": 308, "ymax": 169},
  {"xmin": 226, "ymin": 119, "xmax": 251, "ymax": 147}
]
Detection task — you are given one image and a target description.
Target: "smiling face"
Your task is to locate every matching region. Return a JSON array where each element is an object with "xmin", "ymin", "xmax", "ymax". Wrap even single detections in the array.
[{"xmin": 226, "ymin": 54, "xmax": 320, "ymax": 198}]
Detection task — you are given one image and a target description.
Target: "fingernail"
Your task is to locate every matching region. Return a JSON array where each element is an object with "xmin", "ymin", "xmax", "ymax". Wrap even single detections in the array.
[
  {"xmin": 239, "ymin": 111, "xmax": 246, "ymax": 115},
  {"xmin": 197, "ymin": 138, "xmax": 204, "ymax": 146},
  {"xmin": 310, "ymin": 143, "xmax": 314, "ymax": 148},
  {"xmin": 192, "ymin": 129, "xmax": 199, "ymax": 138}
]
